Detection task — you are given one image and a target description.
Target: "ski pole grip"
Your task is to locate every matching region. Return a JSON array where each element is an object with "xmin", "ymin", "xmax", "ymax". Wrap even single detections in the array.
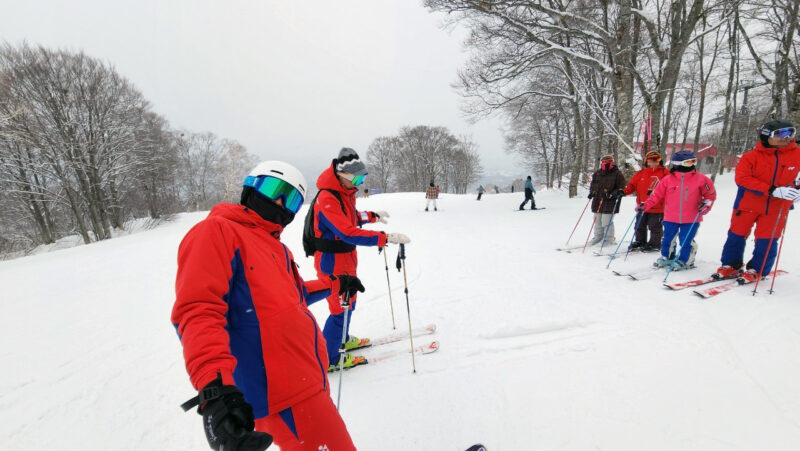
[{"xmin": 399, "ymin": 243, "xmax": 406, "ymax": 259}]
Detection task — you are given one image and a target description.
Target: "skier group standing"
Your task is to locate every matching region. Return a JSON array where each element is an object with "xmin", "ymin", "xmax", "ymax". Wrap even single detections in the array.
[
  {"xmin": 583, "ymin": 119, "xmax": 800, "ymax": 282},
  {"xmin": 169, "ymin": 120, "xmax": 799, "ymax": 450}
]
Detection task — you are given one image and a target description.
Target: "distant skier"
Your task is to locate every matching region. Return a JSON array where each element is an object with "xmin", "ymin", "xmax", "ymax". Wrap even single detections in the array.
[
  {"xmin": 494, "ymin": 185, "xmax": 500, "ymax": 194},
  {"xmin": 623, "ymin": 150, "xmax": 669, "ymax": 251},
  {"xmin": 639, "ymin": 150, "xmax": 716, "ymax": 270},
  {"xmin": 477, "ymin": 185, "xmax": 485, "ymax": 200},
  {"xmin": 363, "ymin": 187, "xmax": 369, "ymax": 198},
  {"xmin": 519, "ymin": 175, "xmax": 537, "ymax": 210},
  {"xmin": 587, "ymin": 155, "xmax": 627, "ymax": 245},
  {"xmin": 308, "ymin": 147, "xmax": 411, "ymax": 370},
  {"xmin": 714, "ymin": 120, "xmax": 800, "ymax": 282},
  {"xmin": 172, "ymin": 161, "xmax": 361, "ymax": 450},
  {"xmin": 425, "ymin": 182, "xmax": 439, "ymax": 211}
]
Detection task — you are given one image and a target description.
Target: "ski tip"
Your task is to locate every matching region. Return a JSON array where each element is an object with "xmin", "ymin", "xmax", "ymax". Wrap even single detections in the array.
[{"xmin": 425, "ymin": 341, "xmax": 440, "ymax": 353}]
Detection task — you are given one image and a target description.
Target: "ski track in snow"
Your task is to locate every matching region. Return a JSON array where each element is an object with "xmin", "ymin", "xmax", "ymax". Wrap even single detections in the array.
[{"xmin": 3, "ymin": 175, "xmax": 800, "ymax": 450}]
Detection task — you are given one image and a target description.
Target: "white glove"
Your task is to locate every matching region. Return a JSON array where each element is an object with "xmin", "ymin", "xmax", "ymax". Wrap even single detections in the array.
[
  {"xmin": 374, "ymin": 210, "xmax": 389, "ymax": 224},
  {"xmin": 771, "ymin": 186, "xmax": 800, "ymax": 201},
  {"xmin": 386, "ymin": 233, "xmax": 411, "ymax": 244}
]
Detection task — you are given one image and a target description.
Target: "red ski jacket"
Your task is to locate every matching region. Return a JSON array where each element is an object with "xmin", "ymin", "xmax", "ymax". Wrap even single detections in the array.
[
  {"xmin": 172, "ymin": 203, "xmax": 338, "ymax": 419},
  {"xmin": 733, "ymin": 141, "xmax": 800, "ymax": 215},
  {"xmin": 624, "ymin": 166, "xmax": 670, "ymax": 213},
  {"xmin": 313, "ymin": 162, "xmax": 387, "ymax": 276}
]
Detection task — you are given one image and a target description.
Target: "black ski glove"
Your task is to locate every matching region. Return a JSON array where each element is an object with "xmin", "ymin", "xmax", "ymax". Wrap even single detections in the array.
[
  {"xmin": 181, "ymin": 375, "xmax": 272, "ymax": 451},
  {"xmin": 337, "ymin": 274, "xmax": 365, "ymax": 298},
  {"xmin": 615, "ymin": 189, "xmax": 626, "ymax": 198},
  {"xmin": 587, "ymin": 193, "xmax": 594, "ymax": 199}
]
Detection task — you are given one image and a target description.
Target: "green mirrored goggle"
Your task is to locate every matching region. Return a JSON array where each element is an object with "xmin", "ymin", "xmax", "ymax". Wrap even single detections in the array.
[{"xmin": 243, "ymin": 175, "xmax": 304, "ymax": 214}]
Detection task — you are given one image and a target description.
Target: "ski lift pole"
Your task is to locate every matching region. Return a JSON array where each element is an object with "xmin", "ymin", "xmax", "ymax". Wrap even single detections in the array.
[{"xmin": 396, "ymin": 243, "xmax": 416, "ymax": 373}]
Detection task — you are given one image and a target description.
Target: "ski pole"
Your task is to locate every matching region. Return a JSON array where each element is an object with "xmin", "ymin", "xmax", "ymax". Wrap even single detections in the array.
[
  {"xmin": 663, "ymin": 211, "xmax": 702, "ymax": 283},
  {"xmin": 624, "ymin": 210, "xmax": 647, "ymax": 262},
  {"xmin": 599, "ymin": 194, "xmax": 623, "ymax": 253},
  {"xmin": 380, "ymin": 247, "xmax": 396, "ymax": 329},
  {"xmin": 753, "ymin": 207, "xmax": 785, "ymax": 296},
  {"xmin": 566, "ymin": 198, "xmax": 591, "ymax": 245},
  {"xmin": 768, "ymin": 213, "xmax": 789, "ymax": 294},
  {"xmin": 397, "ymin": 243, "xmax": 416, "ymax": 373},
  {"xmin": 583, "ymin": 198, "xmax": 604, "ymax": 253},
  {"xmin": 336, "ymin": 282, "xmax": 353, "ymax": 410},
  {"xmin": 607, "ymin": 211, "xmax": 639, "ymax": 269}
]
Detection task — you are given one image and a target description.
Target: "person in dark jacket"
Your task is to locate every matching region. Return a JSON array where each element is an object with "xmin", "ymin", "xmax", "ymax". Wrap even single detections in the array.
[
  {"xmin": 588, "ymin": 154, "xmax": 627, "ymax": 245},
  {"xmin": 519, "ymin": 176, "xmax": 537, "ymax": 210}
]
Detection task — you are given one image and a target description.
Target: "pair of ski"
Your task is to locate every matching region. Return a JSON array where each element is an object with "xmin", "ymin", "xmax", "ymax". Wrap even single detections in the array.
[
  {"xmin": 329, "ymin": 323, "xmax": 439, "ymax": 372},
  {"xmin": 614, "ymin": 267, "xmax": 788, "ymax": 298},
  {"xmin": 665, "ymin": 270, "xmax": 788, "ymax": 298}
]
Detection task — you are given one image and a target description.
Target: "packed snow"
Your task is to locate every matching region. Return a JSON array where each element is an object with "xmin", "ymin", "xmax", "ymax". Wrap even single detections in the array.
[{"xmin": 3, "ymin": 173, "xmax": 800, "ymax": 450}]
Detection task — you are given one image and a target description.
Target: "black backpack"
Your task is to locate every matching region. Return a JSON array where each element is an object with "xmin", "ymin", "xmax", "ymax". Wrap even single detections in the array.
[{"xmin": 302, "ymin": 189, "xmax": 356, "ymax": 257}]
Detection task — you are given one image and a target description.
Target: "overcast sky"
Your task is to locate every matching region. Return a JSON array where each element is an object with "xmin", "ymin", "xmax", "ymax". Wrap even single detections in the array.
[{"xmin": 1, "ymin": 0, "xmax": 522, "ymax": 183}]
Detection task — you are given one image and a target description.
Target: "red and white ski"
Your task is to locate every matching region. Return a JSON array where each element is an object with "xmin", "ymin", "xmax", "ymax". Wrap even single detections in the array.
[
  {"xmin": 368, "ymin": 323, "xmax": 437, "ymax": 347},
  {"xmin": 693, "ymin": 270, "xmax": 787, "ymax": 298},
  {"xmin": 664, "ymin": 275, "xmax": 738, "ymax": 290},
  {"xmin": 365, "ymin": 340, "xmax": 440, "ymax": 364}
]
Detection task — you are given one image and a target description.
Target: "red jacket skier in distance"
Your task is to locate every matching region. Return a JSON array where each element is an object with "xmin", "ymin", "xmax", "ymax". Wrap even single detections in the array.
[{"xmin": 172, "ymin": 203, "xmax": 338, "ymax": 417}]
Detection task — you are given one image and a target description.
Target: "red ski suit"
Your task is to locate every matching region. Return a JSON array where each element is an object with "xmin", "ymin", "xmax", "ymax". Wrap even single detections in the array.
[
  {"xmin": 624, "ymin": 166, "xmax": 670, "ymax": 213},
  {"xmin": 172, "ymin": 203, "xmax": 355, "ymax": 450},
  {"xmin": 313, "ymin": 162, "xmax": 387, "ymax": 314}
]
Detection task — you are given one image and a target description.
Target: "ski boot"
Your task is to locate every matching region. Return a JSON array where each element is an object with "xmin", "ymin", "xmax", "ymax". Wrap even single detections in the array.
[
  {"xmin": 344, "ymin": 335, "xmax": 371, "ymax": 351},
  {"xmin": 653, "ymin": 257, "xmax": 671, "ymax": 268},
  {"xmin": 671, "ymin": 260, "xmax": 693, "ymax": 271},
  {"xmin": 737, "ymin": 269, "xmax": 760, "ymax": 284},
  {"xmin": 712, "ymin": 265, "xmax": 741, "ymax": 280},
  {"xmin": 328, "ymin": 353, "xmax": 367, "ymax": 372}
]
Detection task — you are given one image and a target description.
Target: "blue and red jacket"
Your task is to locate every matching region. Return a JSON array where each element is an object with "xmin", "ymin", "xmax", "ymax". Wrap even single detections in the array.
[
  {"xmin": 171, "ymin": 203, "xmax": 339, "ymax": 419},
  {"xmin": 313, "ymin": 162, "xmax": 387, "ymax": 276},
  {"xmin": 733, "ymin": 141, "xmax": 800, "ymax": 215}
]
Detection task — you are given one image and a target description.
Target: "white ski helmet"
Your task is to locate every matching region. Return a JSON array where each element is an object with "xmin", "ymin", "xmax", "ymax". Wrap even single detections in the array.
[
  {"xmin": 243, "ymin": 161, "xmax": 307, "ymax": 213},
  {"xmin": 246, "ymin": 161, "xmax": 307, "ymax": 196}
]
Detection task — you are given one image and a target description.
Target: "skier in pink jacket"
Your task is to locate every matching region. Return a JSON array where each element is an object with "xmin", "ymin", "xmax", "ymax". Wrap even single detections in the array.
[{"xmin": 639, "ymin": 151, "xmax": 717, "ymax": 270}]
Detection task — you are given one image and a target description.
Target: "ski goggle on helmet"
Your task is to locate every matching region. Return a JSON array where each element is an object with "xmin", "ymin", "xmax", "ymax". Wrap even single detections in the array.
[
  {"xmin": 243, "ymin": 161, "xmax": 307, "ymax": 214},
  {"xmin": 671, "ymin": 157, "xmax": 698, "ymax": 167},
  {"xmin": 339, "ymin": 172, "xmax": 367, "ymax": 186},
  {"xmin": 759, "ymin": 126, "xmax": 796, "ymax": 140}
]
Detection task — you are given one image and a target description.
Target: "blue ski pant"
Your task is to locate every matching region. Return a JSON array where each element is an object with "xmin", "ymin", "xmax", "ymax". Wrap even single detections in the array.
[
  {"xmin": 322, "ymin": 301, "xmax": 356, "ymax": 366},
  {"xmin": 661, "ymin": 221, "xmax": 700, "ymax": 264}
]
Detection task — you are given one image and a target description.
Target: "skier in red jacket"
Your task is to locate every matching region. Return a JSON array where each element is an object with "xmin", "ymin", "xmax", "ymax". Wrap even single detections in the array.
[
  {"xmin": 310, "ymin": 148, "xmax": 410, "ymax": 370},
  {"xmin": 715, "ymin": 120, "xmax": 800, "ymax": 282},
  {"xmin": 623, "ymin": 150, "xmax": 670, "ymax": 251},
  {"xmin": 172, "ymin": 161, "xmax": 362, "ymax": 451}
]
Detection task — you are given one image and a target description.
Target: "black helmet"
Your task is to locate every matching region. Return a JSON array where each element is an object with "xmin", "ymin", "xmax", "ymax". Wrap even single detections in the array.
[{"xmin": 758, "ymin": 119, "xmax": 796, "ymax": 147}]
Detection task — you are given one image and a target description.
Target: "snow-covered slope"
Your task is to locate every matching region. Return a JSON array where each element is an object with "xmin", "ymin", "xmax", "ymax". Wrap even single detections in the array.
[{"xmin": 3, "ymin": 173, "xmax": 800, "ymax": 450}]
